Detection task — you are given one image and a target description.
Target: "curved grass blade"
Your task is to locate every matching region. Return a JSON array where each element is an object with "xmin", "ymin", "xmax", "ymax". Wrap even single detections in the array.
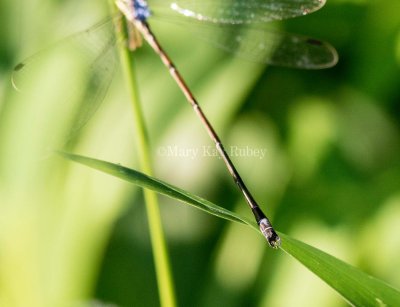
[
  {"xmin": 59, "ymin": 151, "xmax": 255, "ymax": 227},
  {"xmin": 60, "ymin": 152, "xmax": 400, "ymax": 306},
  {"xmin": 151, "ymin": 0, "xmax": 326, "ymax": 24},
  {"xmin": 280, "ymin": 233, "xmax": 400, "ymax": 306}
]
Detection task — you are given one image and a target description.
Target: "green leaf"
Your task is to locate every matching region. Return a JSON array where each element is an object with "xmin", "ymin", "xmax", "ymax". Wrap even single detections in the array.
[
  {"xmin": 58, "ymin": 151, "xmax": 255, "ymax": 228},
  {"xmin": 60, "ymin": 152, "xmax": 400, "ymax": 306},
  {"xmin": 280, "ymin": 234, "xmax": 400, "ymax": 307}
]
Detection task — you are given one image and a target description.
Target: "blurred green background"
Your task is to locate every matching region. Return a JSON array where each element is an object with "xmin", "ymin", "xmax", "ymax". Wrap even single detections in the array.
[{"xmin": 0, "ymin": 0, "xmax": 399, "ymax": 306}]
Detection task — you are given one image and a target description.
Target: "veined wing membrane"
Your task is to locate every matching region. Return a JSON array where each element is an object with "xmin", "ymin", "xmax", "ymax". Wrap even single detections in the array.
[
  {"xmin": 150, "ymin": 0, "xmax": 326, "ymax": 24},
  {"xmin": 12, "ymin": 17, "xmax": 118, "ymax": 145},
  {"xmin": 150, "ymin": 18, "xmax": 338, "ymax": 69},
  {"xmin": 199, "ymin": 24, "xmax": 338, "ymax": 69}
]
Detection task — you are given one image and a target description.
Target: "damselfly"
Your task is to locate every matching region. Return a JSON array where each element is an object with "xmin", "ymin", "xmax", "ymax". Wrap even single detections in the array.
[{"xmin": 13, "ymin": 0, "xmax": 338, "ymax": 248}]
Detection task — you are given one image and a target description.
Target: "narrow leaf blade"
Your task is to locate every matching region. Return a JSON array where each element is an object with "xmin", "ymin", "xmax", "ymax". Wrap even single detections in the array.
[
  {"xmin": 280, "ymin": 233, "xmax": 400, "ymax": 306},
  {"xmin": 59, "ymin": 151, "xmax": 255, "ymax": 227},
  {"xmin": 60, "ymin": 152, "xmax": 400, "ymax": 306}
]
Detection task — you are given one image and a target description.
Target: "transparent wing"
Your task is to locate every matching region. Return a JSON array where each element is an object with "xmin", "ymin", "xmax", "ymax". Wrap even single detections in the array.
[
  {"xmin": 149, "ymin": 0, "xmax": 337, "ymax": 68},
  {"xmin": 12, "ymin": 17, "xmax": 117, "ymax": 143},
  {"xmin": 151, "ymin": 19, "xmax": 337, "ymax": 69},
  {"xmin": 201, "ymin": 24, "xmax": 338, "ymax": 69},
  {"xmin": 150, "ymin": 0, "xmax": 326, "ymax": 24}
]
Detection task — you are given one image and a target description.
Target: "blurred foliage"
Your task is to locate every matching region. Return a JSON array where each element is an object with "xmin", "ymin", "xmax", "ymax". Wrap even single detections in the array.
[{"xmin": 0, "ymin": 0, "xmax": 399, "ymax": 306}]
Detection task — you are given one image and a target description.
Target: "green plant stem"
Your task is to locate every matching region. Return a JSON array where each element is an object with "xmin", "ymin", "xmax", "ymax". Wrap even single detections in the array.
[{"xmin": 107, "ymin": 2, "xmax": 176, "ymax": 306}]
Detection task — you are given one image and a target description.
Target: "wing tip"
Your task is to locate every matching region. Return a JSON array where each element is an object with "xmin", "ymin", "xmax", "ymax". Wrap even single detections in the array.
[
  {"xmin": 317, "ymin": 0, "xmax": 327, "ymax": 10},
  {"xmin": 11, "ymin": 62, "xmax": 25, "ymax": 92},
  {"xmin": 305, "ymin": 0, "xmax": 327, "ymax": 16},
  {"xmin": 307, "ymin": 38, "xmax": 339, "ymax": 69},
  {"xmin": 13, "ymin": 62, "xmax": 25, "ymax": 72},
  {"xmin": 319, "ymin": 42, "xmax": 339, "ymax": 69}
]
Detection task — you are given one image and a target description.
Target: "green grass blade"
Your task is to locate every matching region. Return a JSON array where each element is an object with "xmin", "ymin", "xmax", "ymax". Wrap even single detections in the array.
[
  {"xmin": 107, "ymin": 2, "xmax": 176, "ymax": 306},
  {"xmin": 60, "ymin": 152, "xmax": 400, "ymax": 306},
  {"xmin": 280, "ymin": 233, "xmax": 400, "ymax": 307},
  {"xmin": 59, "ymin": 151, "xmax": 255, "ymax": 228}
]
